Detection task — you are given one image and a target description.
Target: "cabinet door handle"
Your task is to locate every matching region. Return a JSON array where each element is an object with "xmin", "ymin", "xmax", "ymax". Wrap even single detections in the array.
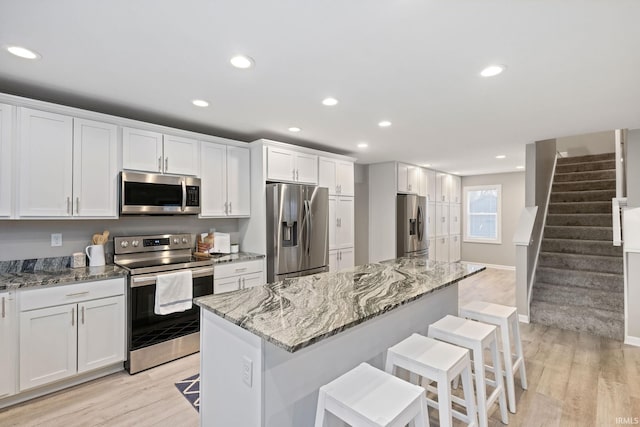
[
  {"xmin": 158, "ymin": 157, "xmax": 162, "ymax": 172},
  {"xmin": 296, "ymin": 169, "xmax": 299, "ymax": 181},
  {"xmin": 238, "ymin": 278, "xmax": 242, "ymax": 290},
  {"xmin": 165, "ymin": 157, "xmax": 169, "ymax": 171},
  {"xmin": 292, "ymin": 169, "xmax": 296, "ymax": 181},
  {"xmin": 229, "ymin": 202, "xmax": 232, "ymax": 214},
  {"xmin": 71, "ymin": 307, "xmax": 75, "ymax": 326},
  {"xmin": 66, "ymin": 197, "xmax": 71, "ymax": 215},
  {"xmin": 242, "ymin": 277, "xmax": 246, "ymax": 288},
  {"xmin": 224, "ymin": 202, "xmax": 228, "ymax": 214},
  {"xmin": 76, "ymin": 197, "xmax": 80, "ymax": 214},
  {"xmin": 81, "ymin": 306, "xmax": 85, "ymax": 324},
  {"xmin": 1, "ymin": 297, "xmax": 5, "ymax": 318}
]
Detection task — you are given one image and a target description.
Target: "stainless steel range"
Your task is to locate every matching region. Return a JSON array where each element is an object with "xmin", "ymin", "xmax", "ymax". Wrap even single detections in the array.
[{"xmin": 114, "ymin": 233, "xmax": 213, "ymax": 374}]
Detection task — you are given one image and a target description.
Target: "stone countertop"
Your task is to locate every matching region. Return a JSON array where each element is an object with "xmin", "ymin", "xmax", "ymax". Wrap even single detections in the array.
[
  {"xmin": 195, "ymin": 258, "xmax": 485, "ymax": 353},
  {"xmin": 210, "ymin": 252, "xmax": 265, "ymax": 265}
]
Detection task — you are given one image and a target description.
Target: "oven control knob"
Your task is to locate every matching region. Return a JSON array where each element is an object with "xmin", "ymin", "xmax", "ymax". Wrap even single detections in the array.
[
  {"xmin": 120, "ymin": 241, "xmax": 129, "ymax": 248},
  {"xmin": 182, "ymin": 237, "xmax": 188, "ymax": 244},
  {"xmin": 132, "ymin": 240, "xmax": 139, "ymax": 247},
  {"xmin": 173, "ymin": 238, "xmax": 179, "ymax": 244}
]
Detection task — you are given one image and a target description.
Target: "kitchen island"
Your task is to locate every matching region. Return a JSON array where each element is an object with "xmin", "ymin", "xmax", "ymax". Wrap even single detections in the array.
[{"xmin": 195, "ymin": 258, "xmax": 485, "ymax": 427}]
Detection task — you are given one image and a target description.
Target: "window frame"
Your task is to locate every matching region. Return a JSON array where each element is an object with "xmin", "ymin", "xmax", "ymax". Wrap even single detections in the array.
[{"xmin": 463, "ymin": 184, "xmax": 502, "ymax": 244}]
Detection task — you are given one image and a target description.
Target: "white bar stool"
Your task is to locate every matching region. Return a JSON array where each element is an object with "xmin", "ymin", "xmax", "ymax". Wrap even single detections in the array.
[
  {"xmin": 314, "ymin": 362, "xmax": 429, "ymax": 427},
  {"xmin": 385, "ymin": 333, "xmax": 478, "ymax": 427},
  {"xmin": 428, "ymin": 315, "xmax": 509, "ymax": 427},
  {"xmin": 460, "ymin": 301, "xmax": 528, "ymax": 413}
]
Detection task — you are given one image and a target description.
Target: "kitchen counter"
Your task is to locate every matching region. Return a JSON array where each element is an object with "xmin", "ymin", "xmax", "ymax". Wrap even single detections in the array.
[
  {"xmin": 210, "ymin": 252, "xmax": 265, "ymax": 265},
  {"xmin": 197, "ymin": 258, "xmax": 485, "ymax": 427},
  {"xmin": 0, "ymin": 256, "xmax": 127, "ymax": 291}
]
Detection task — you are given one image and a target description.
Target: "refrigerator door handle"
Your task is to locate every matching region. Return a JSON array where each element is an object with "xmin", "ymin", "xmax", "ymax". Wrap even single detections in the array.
[
  {"xmin": 417, "ymin": 205, "xmax": 424, "ymax": 242},
  {"xmin": 304, "ymin": 200, "xmax": 312, "ymax": 255}
]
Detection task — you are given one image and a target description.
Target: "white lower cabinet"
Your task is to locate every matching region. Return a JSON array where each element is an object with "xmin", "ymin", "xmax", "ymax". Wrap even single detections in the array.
[
  {"xmin": 18, "ymin": 278, "xmax": 125, "ymax": 392},
  {"xmin": 214, "ymin": 260, "xmax": 265, "ymax": 294},
  {"xmin": 329, "ymin": 248, "xmax": 354, "ymax": 272},
  {"xmin": 0, "ymin": 291, "xmax": 16, "ymax": 398}
]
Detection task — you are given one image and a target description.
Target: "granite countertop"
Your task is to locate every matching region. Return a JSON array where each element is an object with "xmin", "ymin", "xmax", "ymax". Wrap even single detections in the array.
[
  {"xmin": 195, "ymin": 258, "xmax": 485, "ymax": 353},
  {"xmin": 210, "ymin": 252, "xmax": 265, "ymax": 265},
  {"xmin": 0, "ymin": 257, "xmax": 128, "ymax": 291}
]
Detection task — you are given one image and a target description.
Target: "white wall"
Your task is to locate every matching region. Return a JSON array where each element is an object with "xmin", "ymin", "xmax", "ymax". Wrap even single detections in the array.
[
  {"xmin": 354, "ymin": 164, "xmax": 369, "ymax": 265},
  {"xmin": 556, "ymin": 130, "xmax": 615, "ymax": 157},
  {"xmin": 461, "ymin": 172, "xmax": 525, "ymax": 267}
]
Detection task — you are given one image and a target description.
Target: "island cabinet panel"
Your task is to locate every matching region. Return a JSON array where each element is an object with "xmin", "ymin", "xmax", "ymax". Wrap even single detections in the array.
[{"xmin": 0, "ymin": 291, "xmax": 16, "ymax": 398}]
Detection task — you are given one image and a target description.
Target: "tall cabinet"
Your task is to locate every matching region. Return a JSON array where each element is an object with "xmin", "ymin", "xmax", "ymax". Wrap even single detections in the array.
[{"xmin": 0, "ymin": 104, "xmax": 13, "ymax": 218}]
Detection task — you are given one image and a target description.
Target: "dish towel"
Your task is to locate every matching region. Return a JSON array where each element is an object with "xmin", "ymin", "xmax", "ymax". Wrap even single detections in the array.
[{"xmin": 155, "ymin": 270, "xmax": 193, "ymax": 315}]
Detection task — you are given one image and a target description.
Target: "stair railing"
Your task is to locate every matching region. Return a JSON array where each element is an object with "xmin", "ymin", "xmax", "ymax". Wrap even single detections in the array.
[{"xmin": 613, "ymin": 129, "xmax": 628, "ymax": 246}]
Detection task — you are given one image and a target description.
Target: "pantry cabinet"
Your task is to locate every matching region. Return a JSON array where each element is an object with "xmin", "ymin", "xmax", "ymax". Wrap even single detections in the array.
[
  {"xmin": 122, "ymin": 127, "xmax": 199, "ymax": 176},
  {"xmin": 329, "ymin": 196, "xmax": 354, "ymax": 250},
  {"xmin": 449, "ymin": 204, "xmax": 461, "ymax": 235},
  {"xmin": 449, "ymin": 235, "xmax": 461, "ymax": 262},
  {"xmin": 200, "ymin": 142, "xmax": 250, "ymax": 217},
  {"xmin": 319, "ymin": 157, "xmax": 354, "ymax": 196},
  {"xmin": 214, "ymin": 260, "xmax": 265, "ymax": 294},
  {"xmin": 397, "ymin": 163, "xmax": 419, "ymax": 194},
  {"xmin": 436, "ymin": 204, "xmax": 450, "ymax": 237},
  {"xmin": 17, "ymin": 109, "xmax": 118, "ymax": 218},
  {"xmin": 435, "ymin": 236, "xmax": 450, "ymax": 263},
  {"xmin": 0, "ymin": 291, "xmax": 16, "ymax": 399},
  {"xmin": 450, "ymin": 175, "xmax": 462, "ymax": 204},
  {"xmin": 419, "ymin": 169, "xmax": 436, "ymax": 202},
  {"xmin": 329, "ymin": 247, "xmax": 354, "ymax": 273},
  {"xmin": 0, "ymin": 104, "xmax": 13, "ymax": 217},
  {"xmin": 18, "ymin": 278, "xmax": 125, "ymax": 391},
  {"xmin": 267, "ymin": 146, "xmax": 318, "ymax": 184}
]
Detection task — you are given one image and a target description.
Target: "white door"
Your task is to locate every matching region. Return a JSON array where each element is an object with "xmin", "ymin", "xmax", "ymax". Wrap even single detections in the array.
[
  {"xmin": 0, "ymin": 104, "xmax": 13, "ymax": 217},
  {"xmin": 436, "ymin": 173, "xmax": 451, "ymax": 203},
  {"xmin": 328, "ymin": 196, "xmax": 337, "ymax": 250},
  {"xmin": 77, "ymin": 296, "xmax": 125, "ymax": 373},
  {"xmin": 336, "ymin": 197, "xmax": 354, "ymax": 248},
  {"xmin": 427, "ymin": 203, "xmax": 436, "ymax": 240},
  {"xmin": 20, "ymin": 304, "xmax": 77, "ymax": 391},
  {"xmin": 336, "ymin": 161, "xmax": 354, "ymax": 196},
  {"xmin": 451, "ymin": 176, "xmax": 462, "ymax": 203},
  {"xmin": 449, "ymin": 203, "xmax": 461, "ymax": 235},
  {"xmin": 73, "ymin": 119, "xmax": 118, "ymax": 217},
  {"xmin": 200, "ymin": 142, "xmax": 227, "ymax": 217},
  {"xmin": 397, "ymin": 163, "xmax": 409, "ymax": 193},
  {"xmin": 122, "ymin": 127, "xmax": 163, "ymax": 173},
  {"xmin": 241, "ymin": 271, "xmax": 264, "ymax": 289},
  {"xmin": 0, "ymin": 291, "xmax": 15, "ymax": 398},
  {"xmin": 295, "ymin": 152, "xmax": 318, "ymax": 184},
  {"xmin": 328, "ymin": 249, "xmax": 339, "ymax": 273},
  {"xmin": 427, "ymin": 238, "xmax": 436, "ymax": 262},
  {"xmin": 436, "ymin": 204, "xmax": 449, "ymax": 237},
  {"xmin": 418, "ymin": 168, "xmax": 428, "ymax": 198},
  {"xmin": 426, "ymin": 170, "xmax": 436, "ymax": 202},
  {"xmin": 449, "ymin": 235, "xmax": 461, "ymax": 262},
  {"xmin": 338, "ymin": 248, "xmax": 354, "ymax": 271},
  {"xmin": 318, "ymin": 158, "xmax": 337, "ymax": 195},
  {"xmin": 163, "ymin": 135, "xmax": 199, "ymax": 176},
  {"xmin": 214, "ymin": 276, "xmax": 241, "ymax": 294},
  {"xmin": 227, "ymin": 146, "xmax": 251, "ymax": 216},
  {"xmin": 18, "ymin": 108, "xmax": 73, "ymax": 217},
  {"xmin": 407, "ymin": 166, "xmax": 419, "ymax": 194},
  {"xmin": 435, "ymin": 237, "xmax": 449, "ymax": 263},
  {"xmin": 267, "ymin": 146, "xmax": 296, "ymax": 182}
]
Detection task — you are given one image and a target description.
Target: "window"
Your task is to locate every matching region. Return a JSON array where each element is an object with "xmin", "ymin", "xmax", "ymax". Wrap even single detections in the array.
[{"xmin": 463, "ymin": 184, "xmax": 502, "ymax": 244}]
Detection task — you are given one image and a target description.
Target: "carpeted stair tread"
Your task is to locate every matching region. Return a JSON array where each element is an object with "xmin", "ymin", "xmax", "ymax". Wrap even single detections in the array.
[
  {"xmin": 552, "ymin": 179, "xmax": 616, "ymax": 192},
  {"xmin": 555, "ymin": 160, "xmax": 615, "ymax": 174},
  {"xmin": 546, "ymin": 213, "xmax": 612, "ymax": 227},
  {"xmin": 536, "ymin": 266, "xmax": 623, "ymax": 290},
  {"xmin": 543, "ymin": 225, "xmax": 613, "ymax": 241},
  {"xmin": 556, "ymin": 153, "xmax": 616, "ymax": 164},
  {"xmin": 553, "ymin": 170, "xmax": 615, "ymax": 182},
  {"xmin": 538, "ymin": 251, "xmax": 623, "ymax": 274},
  {"xmin": 550, "ymin": 189, "xmax": 616, "ymax": 203},
  {"xmin": 548, "ymin": 201, "xmax": 611, "ymax": 214},
  {"xmin": 530, "ymin": 300, "xmax": 623, "ymax": 341},
  {"xmin": 533, "ymin": 282, "xmax": 624, "ymax": 312},
  {"xmin": 541, "ymin": 238, "xmax": 623, "ymax": 257}
]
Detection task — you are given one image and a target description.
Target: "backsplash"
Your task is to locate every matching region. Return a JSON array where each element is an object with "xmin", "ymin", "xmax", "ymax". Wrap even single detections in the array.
[{"xmin": 0, "ymin": 256, "xmax": 72, "ymax": 273}]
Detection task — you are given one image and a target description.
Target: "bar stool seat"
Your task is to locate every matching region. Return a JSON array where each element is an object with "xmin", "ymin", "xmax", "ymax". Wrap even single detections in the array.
[
  {"xmin": 460, "ymin": 301, "xmax": 528, "ymax": 413},
  {"xmin": 385, "ymin": 333, "xmax": 478, "ymax": 427},
  {"xmin": 315, "ymin": 362, "xmax": 429, "ymax": 427},
  {"xmin": 429, "ymin": 315, "xmax": 509, "ymax": 427}
]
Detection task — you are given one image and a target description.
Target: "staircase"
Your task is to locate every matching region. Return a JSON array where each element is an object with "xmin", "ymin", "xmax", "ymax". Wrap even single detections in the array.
[{"xmin": 530, "ymin": 152, "xmax": 624, "ymax": 340}]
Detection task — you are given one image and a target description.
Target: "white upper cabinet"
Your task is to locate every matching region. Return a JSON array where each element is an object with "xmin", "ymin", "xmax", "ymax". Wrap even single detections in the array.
[
  {"xmin": 450, "ymin": 175, "xmax": 462, "ymax": 204},
  {"xmin": 419, "ymin": 169, "xmax": 436, "ymax": 202},
  {"xmin": 397, "ymin": 163, "xmax": 419, "ymax": 194},
  {"xmin": 18, "ymin": 109, "xmax": 118, "ymax": 218},
  {"xmin": 319, "ymin": 157, "xmax": 354, "ymax": 196},
  {"xmin": 18, "ymin": 108, "xmax": 74, "ymax": 217},
  {"xmin": 200, "ymin": 142, "xmax": 250, "ymax": 217},
  {"xmin": 0, "ymin": 104, "xmax": 13, "ymax": 217},
  {"xmin": 335, "ymin": 197, "xmax": 354, "ymax": 249},
  {"xmin": 436, "ymin": 172, "xmax": 452, "ymax": 203},
  {"xmin": 73, "ymin": 119, "xmax": 118, "ymax": 217},
  {"xmin": 122, "ymin": 127, "xmax": 199, "ymax": 176},
  {"xmin": 267, "ymin": 146, "xmax": 317, "ymax": 184}
]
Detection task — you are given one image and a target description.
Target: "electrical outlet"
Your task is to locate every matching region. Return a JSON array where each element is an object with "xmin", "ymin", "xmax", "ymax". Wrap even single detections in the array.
[
  {"xmin": 242, "ymin": 356, "xmax": 253, "ymax": 387},
  {"xmin": 51, "ymin": 233, "xmax": 63, "ymax": 247}
]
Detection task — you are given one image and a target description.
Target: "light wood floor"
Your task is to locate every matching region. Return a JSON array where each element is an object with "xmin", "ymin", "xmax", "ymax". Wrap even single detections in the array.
[{"xmin": 2, "ymin": 268, "xmax": 639, "ymax": 426}]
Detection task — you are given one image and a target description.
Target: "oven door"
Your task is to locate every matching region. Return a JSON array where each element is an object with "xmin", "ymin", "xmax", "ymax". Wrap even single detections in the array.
[
  {"xmin": 128, "ymin": 266, "xmax": 213, "ymax": 353},
  {"xmin": 120, "ymin": 171, "xmax": 201, "ymax": 215}
]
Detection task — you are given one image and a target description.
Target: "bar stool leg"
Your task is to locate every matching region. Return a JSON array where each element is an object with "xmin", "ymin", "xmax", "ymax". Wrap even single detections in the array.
[
  {"xmin": 472, "ymin": 342, "xmax": 489, "ymax": 427},
  {"xmin": 417, "ymin": 397, "xmax": 430, "ymax": 427},
  {"xmin": 437, "ymin": 372, "xmax": 453, "ymax": 427},
  {"xmin": 460, "ymin": 364, "xmax": 478, "ymax": 427},
  {"xmin": 314, "ymin": 389, "xmax": 327, "ymax": 427},
  {"xmin": 513, "ymin": 316, "xmax": 528, "ymax": 390},
  {"xmin": 500, "ymin": 320, "xmax": 516, "ymax": 413},
  {"xmin": 490, "ymin": 338, "xmax": 509, "ymax": 424}
]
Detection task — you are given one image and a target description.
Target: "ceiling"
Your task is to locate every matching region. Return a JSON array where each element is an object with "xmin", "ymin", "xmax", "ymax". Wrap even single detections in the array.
[{"xmin": 1, "ymin": 0, "xmax": 639, "ymax": 176}]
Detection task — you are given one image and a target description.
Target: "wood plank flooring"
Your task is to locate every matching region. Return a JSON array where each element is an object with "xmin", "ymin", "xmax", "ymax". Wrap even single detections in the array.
[{"xmin": 1, "ymin": 268, "xmax": 639, "ymax": 426}]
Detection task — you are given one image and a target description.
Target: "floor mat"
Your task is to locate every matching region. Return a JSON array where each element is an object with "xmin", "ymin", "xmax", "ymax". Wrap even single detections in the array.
[{"xmin": 175, "ymin": 373, "xmax": 200, "ymax": 412}]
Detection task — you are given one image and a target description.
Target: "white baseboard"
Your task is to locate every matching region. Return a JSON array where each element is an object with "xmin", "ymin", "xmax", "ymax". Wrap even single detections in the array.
[
  {"xmin": 461, "ymin": 261, "xmax": 515, "ymax": 271},
  {"xmin": 624, "ymin": 336, "xmax": 640, "ymax": 347},
  {"xmin": 518, "ymin": 314, "xmax": 530, "ymax": 324}
]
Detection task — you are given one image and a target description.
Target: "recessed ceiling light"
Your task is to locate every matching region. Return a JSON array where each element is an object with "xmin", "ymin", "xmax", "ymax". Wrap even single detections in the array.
[
  {"xmin": 357, "ymin": 142, "xmax": 368, "ymax": 148},
  {"xmin": 230, "ymin": 55, "xmax": 254, "ymax": 69},
  {"xmin": 288, "ymin": 127, "xmax": 301, "ymax": 133},
  {"xmin": 6, "ymin": 45, "xmax": 41, "ymax": 59},
  {"xmin": 378, "ymin": 120, "xmax": 392, "ymax": 128},
  {"xmin": 495, "ymin": 155, "xmax": 506, "ymax": 159},
  {"xmin": 452, "ymin": 171, "xmax": 460, "ymax": 175},
  {"xmin": 322, "ymin": 97, "xmax": 338, "ymax": 106},
  {"xmin": 422, "ymin": 163, "xmax": 432, "ymax": 168},
  {"xmin": 480, "ymin": 64, "xmax": 506, "ymax": 77},
  {"xmin": 192, "ymin": 99, "xmax": 209, "ymax": 107},
  {"xmin": 516, "ymin": 165, "xmax": 525, "ymax": 169}
]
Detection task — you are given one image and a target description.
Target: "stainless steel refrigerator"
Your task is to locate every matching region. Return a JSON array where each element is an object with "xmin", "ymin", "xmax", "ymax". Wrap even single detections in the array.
[
  {"xmin": 266, "ymin": 183, "xmax": 329, "ymax": 282},
  {"xmin": 397, "ymin": 194, "xmax": 428, "ymax": 257}
]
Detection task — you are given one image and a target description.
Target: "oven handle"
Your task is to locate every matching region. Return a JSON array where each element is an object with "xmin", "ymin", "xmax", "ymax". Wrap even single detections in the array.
[{"xmin": 130, "ymin": 266, "xmax": 214, "ymax": 288}]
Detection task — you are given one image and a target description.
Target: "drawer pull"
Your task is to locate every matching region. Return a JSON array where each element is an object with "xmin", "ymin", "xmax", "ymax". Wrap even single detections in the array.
[
  {"xmin": 1, "ymin": 296, "xmax": 5, "ymax": 318},
  {"xmin": 71, "ymin": 307, "xmax": 75, "ymax": 326},
  {"xmin": 66, "ymin": 291, "xmax": 89, "ymax": 297},
  {"xmin": 234, "ymin": 267, "xmax": 247, "ymax": 273},
  {"xmin": 82, "ymin": 306, "xmax": 85, "ymax": 324}
]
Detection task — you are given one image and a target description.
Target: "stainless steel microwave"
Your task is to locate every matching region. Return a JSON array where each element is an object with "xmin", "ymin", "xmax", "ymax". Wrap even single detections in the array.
[{"xmin": 120, "ymin": 171, "xmax": 201, "ymax": 215}]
